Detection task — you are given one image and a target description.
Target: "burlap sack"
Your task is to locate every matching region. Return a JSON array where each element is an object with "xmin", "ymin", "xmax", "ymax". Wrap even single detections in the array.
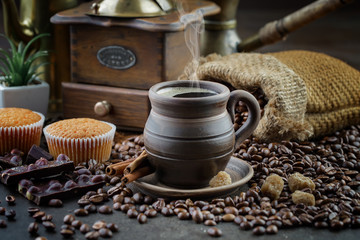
[{"xmin": 180, "ymin": 50, "xmax": 360, "ymax": 142}]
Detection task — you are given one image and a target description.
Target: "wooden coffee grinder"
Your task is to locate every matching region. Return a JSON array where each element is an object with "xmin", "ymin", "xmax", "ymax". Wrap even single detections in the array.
[{"xmin": 51, "ymin": 0, "xmax": 219, "ymax": 131}]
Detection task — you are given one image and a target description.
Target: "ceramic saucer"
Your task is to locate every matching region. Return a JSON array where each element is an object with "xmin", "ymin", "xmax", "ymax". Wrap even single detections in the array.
[{"xmin": 131, "ymin": 156, "xmax": 253, "ymax": 199}]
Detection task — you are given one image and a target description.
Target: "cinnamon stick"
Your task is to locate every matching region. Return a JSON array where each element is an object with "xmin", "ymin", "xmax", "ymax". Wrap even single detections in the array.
[
  {"xmin": 121, "ymin": 166, "xmax": 154, "ymax": 184},
  {"xmin": 123, "ymin": 150, "xmax": 148, "ymax": 175},
  {"xmin": 105, "ymin": 158, "xmax": 134, "ymax": 176}
]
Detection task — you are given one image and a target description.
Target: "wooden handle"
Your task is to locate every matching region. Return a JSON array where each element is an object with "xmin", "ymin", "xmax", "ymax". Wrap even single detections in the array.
[{"xmin": 237, "ymin": 0, "xmax": 354, "ymax": 52}]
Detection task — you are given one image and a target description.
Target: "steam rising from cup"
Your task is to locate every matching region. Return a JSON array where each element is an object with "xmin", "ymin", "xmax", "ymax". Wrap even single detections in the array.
[{"xmin": 177, "ymin": 1, "xmax": 204, "ymax": 81}]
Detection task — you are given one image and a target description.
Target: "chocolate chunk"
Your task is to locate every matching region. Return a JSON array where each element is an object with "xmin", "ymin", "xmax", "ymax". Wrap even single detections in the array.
[
  {"xmin": 25, "ymin": 145, "xmax": 54, "ymax": 164},
  {"xmin": 18, "ymin": 174, "xmax": 105, "ymax": 205},
  {"xmin": 0, "ymin": 150, "xmax": 23, "ymax": 169},
  {"xmin": 1, "ymin": 159, "xmax": 75, "ymax": 185}
]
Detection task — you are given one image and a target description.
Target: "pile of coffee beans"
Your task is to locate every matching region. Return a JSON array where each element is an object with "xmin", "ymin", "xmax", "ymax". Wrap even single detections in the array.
[
  {"xmin": 0, "ymin": 197, "xmax": 17, "ymax": 229},
  {"xmin": 60, "ymin": 212, "xmax": 119, "ymax": 239},
  {"xmin": 99, "ymin": 88, "xmax": 359, "ymax": 237},
  {"xmin": 26, "ymin": 206, "xmax": 56, "ymax": 238},
  {"xmin": 111, "ymin": 136, "xmax": 145, "ymax": 161}
]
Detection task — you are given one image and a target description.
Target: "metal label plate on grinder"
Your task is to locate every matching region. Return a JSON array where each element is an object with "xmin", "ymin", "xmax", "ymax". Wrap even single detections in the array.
[{"xmin": 97, "ymin": 46, "xmax": 136, "ymax": 70}]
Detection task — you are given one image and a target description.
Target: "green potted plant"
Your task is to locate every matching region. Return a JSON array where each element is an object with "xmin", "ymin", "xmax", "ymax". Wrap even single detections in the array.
[{"xmin": 0, "ymin": 33, "xmax": 50, "ymax": 116}]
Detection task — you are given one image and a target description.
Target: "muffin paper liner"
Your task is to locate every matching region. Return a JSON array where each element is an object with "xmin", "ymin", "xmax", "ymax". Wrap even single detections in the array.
[
  {"xmin": 43, "ymin": 121, "xmax": 116, "ymax": 165},
  {"xmin": 0, "ymin": 112, "xmax": 45, "ymax": 155}
]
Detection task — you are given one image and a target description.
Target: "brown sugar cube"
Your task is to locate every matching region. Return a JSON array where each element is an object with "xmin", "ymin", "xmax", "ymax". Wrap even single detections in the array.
[
  {"xmin": 209, "ymin": 171, "xmax": 232, "ymax": 187},
  {"xmin": 288, "ymin": 172, "xmax": 315, "ymax": 192},
  {"xmin": 291, "ymin": 190, "xmax": 315, "ymax": 206},
  {"xmin": 260, "ymin": 174, "xmax": 284, "ymax": 200}
]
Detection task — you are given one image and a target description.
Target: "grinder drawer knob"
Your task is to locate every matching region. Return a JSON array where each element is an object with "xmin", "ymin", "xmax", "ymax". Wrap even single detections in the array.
[{"xmin": 94, "ymin": 101, "xmax": 112, "ymax": 117}]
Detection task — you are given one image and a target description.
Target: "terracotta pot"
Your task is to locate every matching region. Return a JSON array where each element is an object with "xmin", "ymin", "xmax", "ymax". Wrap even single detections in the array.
[{"xmin": 144, "ymin": 80, "xmax": 260, "ymax": 188}]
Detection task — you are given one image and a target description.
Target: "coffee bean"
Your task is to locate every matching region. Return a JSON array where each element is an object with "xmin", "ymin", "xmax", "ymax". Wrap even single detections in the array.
[
  {"xmin": 113, "ymin": 194, "xmax": 124, "ymax": 203},
  {"xmin": 123, "ymin": 196, "xmax": 135, "ymax": 205},
  {"xmin": 5, "ymin": 195, "xmax": 15, "ymax": 205},
  {"xmin": 144, "ymin": 209, "xmax": 157, "ymax": 218},
  {"xmin": 32, "ymin": 211, "xmax": 46, "ymax": 221},
  {"xmin": 28, "ymin": 222, "xmax": 38, "ymax": 234},
  {"xmin": 84, "ymin": 204, "xmax": 97, "ymax": 213},
  {"xmin": 113, "ymin": 202, "xmax": 121, "ymax": 211},
  {"xmin": 223, "ymin": 213, "xmax": 235, "ymax": 222},
  {"xmin": 74, "ymin": 208, "xmax": 89, "ymax": 216},
  {"xmin": 120, "ymin": 203, "xmax": 135, "ymax": 213},
  {"xmin": 178, "ymin": 211, "xmax": 190, "ymax": 220},
  {"xmin": 85, "ymin": 231, "xmax": 100, "ymax": 240},
  {"xmin": 203, "ymin": 213, "xmax": 215, "ymax": 221},
  {"xmin": 137, "ymin": 213, "xmax": 148, "ymax": 224},
  {"xmin": 0, "ymin": 219, "xmax": 7, "ymax": 228},
  {"xmin": 211, "ymin": 207, "xmax": 223, "ymax": 215},
  {"xmin": 239, "ymin": 221, "xmax": 253, "ymax": 230},
  {"xmin": 137, "ymin": 204, "xmax": 149, "ymax": 213},
  {"xmin": 161, "ymin": 207, "xmax": 174, "ymax": 217},
  {"xmin": 41, "ymin": 214, "xmax": 53, "ymax": 222},
  {"xmin": 61, "ymin": 229, "xmax": 74, "ymax": 238},
  {"xmin": 192, "ymin": 209, "xmax": 203, "ymax": 223},
  {"xmin": 207, "ymin": 227, "xmax": 222, "ymax": 237},
  {"xmin": 234, "ymin": 215, "xmax": 247, "ymax": 225},
  {"xmin": 5, "ymin": 209, "xmax": 16, "ymax": 220},
  {"xmin": 0, "ymin": 207, "xmax": 6, "ymax": 215},
  {"xmin": 133, "ymin": 192, "xmax": 144, "ymax": 204},
  {"xmin": 224, "ymin": 206, "xmax": 238, "ymax": 216},
  {"xmin": 61, "ymin": 224, "xmax": 75, "ymax": 232},
  {"xmin": 127, "ymin": 208, "xmax": 139, "ymax": 218},
  {"xmin": 71, "ymin": 219, "xmax": 83, "ymax": 229},
  {"xmin": 253, "ymin": 226, "xmax": 266, "ymax": 235},
  {"xmin": 92, "ymin": 220, "xmax": 107, "ymax": 230},
  {"xmin": 42, "ymin": 221, "xmax": 56, "ymax": 231},
  {"xmin": 143, "ymin": 195, "xmax": 153, "ymax": 204},
  {"xmin": 251, "ymin": 218, "xmax": 266, "ymax": 227},
  {"xmin": 110, "ymin": 176, "xmax": 121, "ymax": 185},
  {"xmin": 330, "ymin": 220, "xmax": 344, "ymax": 230},
  {"xmin": 314, "ymin": 221, "xmax": 328, "ymax": 228},
  {"xmin": 80, "ymin": 223, "xmax": 91, "ymax": 234},
  {"xmin": 26, "ymin": 207, "xmax": 40, "ymax": 216},
  {"xmin": 106, "ymin": 223, "xmax": 119, "ymax": 232},
  {"xmin": 89, "ymin": 195, "xmax": 104, "ymax": 204},
  {"xmin": 204, "ymin": 220, "xmax": 217, "ymax": 226},
  {"xmin": 48, "ymin": 199, "xmax": 63, "ymax": 207},
  {"xmin": 99, "ymin": 205, "xmax": 113, "ymax": 214},
  {"xmin": 63, "ymin": 214, "xmax": 75, "ymax": 224},
  {"xmin": 266, "ymin": 224, "xmax": 278, "ymax": 234},
  {"xmin": 78, "ymin": 198, "xmax": 91, "ymax": 206},
  {"xmin": 239, "ymin": 206, "xmax": 251, "ymax": 215},
  {"xmin": 99, "ymin": 228, "xmax": 113, "ymax": 238},
  {"xmin": 152, "ymin": 198, "xmax": 166, "ymax": 211}
]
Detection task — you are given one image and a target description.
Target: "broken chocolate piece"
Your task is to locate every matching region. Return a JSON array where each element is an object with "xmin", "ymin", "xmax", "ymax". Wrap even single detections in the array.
[
  {"xmin": 26, "ymin": 145, "xmax": 54, "ymax": 164},
  {"xmin": 1, "ymin": 158, "xmax": 75, "ymax": 185},
  {"xmin": 18, "ymin": 173, "xmax": 106, "ymax": 205},
  {"xmin": 0, "ymin": 150, "xmax": 23, "ymax": 169}
]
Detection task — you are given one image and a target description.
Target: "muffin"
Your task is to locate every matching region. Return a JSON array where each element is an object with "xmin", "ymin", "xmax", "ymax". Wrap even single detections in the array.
[
  {"xmin": 43, "ymin": 118, "xmax": 116, "ymax": 165},
  {"xmin": 0, "ymin": 108, "xmax": 45, "ymax": 155}
]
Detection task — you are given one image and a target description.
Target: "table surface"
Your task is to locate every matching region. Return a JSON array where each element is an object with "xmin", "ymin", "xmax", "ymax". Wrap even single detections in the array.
[{"xmin": 1, "ymin": 181, "xmax": 359, "ymax": 240}]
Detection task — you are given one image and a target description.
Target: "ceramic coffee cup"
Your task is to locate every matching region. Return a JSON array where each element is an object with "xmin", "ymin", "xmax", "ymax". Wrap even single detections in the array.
[{"xmin": 144, "ymin": 80, "xmax": 260, "ymax": 188}]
